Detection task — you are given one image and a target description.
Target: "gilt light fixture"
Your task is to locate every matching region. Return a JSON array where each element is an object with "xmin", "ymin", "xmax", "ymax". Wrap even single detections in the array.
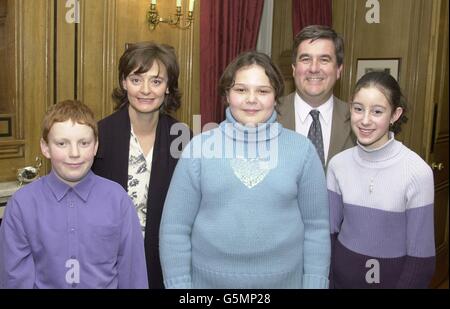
[{"xmin": 147, "ymin": 0, "xmax": 195, "ymax": 30}]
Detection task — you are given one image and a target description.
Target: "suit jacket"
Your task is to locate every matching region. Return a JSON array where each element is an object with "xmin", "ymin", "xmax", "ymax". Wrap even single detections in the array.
[
  {"xmin": 278, "ymin": 92, "xmax": 356, "ymax": 167},
  {"xmin": 91, "ymin": 106, "xmax": 188, "ymax": 289}
]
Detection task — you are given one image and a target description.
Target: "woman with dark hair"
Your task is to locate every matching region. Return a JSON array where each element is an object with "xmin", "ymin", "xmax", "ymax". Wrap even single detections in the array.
[
  {"xmin": 327, "ymin": 71, "xmax": 435, "ymax": 288},
  {"xmin": 159, "ymin": 51, "xmax": 330, "ymax": 289},
  {"xmin": 92, "ymin": 42, "xmax": 189, "ymax": 289}
]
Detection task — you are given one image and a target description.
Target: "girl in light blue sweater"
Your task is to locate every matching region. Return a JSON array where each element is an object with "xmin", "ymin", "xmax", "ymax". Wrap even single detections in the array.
[{"xmin": 159, "ymin": 51, "xmax": 330, "ymax": 289}]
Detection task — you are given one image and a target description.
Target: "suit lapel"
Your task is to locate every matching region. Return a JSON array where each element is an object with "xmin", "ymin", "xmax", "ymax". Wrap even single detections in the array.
[
  {"xmin": 328, "ymin": 97, "xmax": 351, "ymax": 162},
  {"xmin": 278, "ymin": 92, "xmax": 296, "ymax": 130}
]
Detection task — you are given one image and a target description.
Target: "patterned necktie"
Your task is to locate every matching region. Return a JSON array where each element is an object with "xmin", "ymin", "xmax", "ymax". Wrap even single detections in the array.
[{"xmin": 308, "ymin": 110, "xmax": 325, "ymax": 167}]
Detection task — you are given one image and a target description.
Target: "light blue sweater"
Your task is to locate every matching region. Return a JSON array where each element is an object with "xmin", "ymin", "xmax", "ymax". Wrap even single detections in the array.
[{"xmin": 159, "ymin": 108, "xmax": 330, "ymax": 289}]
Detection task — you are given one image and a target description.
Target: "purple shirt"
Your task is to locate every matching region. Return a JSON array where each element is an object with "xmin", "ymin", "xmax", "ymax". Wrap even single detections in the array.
[{"xmin": 0, "ymin": 170, "xmax": 148, "ymax": 288}]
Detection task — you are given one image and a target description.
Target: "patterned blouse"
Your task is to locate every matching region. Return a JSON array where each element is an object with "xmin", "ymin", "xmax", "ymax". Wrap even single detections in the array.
[{"xmin": 127, "ymin": 127, "xmax": 153, "ymax": 236}]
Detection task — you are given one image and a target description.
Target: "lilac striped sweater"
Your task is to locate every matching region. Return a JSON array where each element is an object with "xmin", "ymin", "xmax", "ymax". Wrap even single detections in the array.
[{"xmin": 326, "ymin": 135, "xmax": 435, "ymax": 288}]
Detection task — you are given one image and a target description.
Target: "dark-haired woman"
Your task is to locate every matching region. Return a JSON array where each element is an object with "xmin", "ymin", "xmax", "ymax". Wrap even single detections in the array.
[{"xmin": 92, "ymin": 42, "xmax": 190, "ymax": 289}]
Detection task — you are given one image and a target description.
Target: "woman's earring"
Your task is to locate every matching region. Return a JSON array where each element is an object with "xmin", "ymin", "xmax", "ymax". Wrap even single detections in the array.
[{"xmin": 165, "ymin": 89, "xmax": 170, "ymax": 94}]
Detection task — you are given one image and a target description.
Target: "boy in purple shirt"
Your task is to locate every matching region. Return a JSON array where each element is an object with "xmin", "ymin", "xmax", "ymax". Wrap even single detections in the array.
[{"xmin": 0, "ymin": 100, "xmax": 148, "ymax": 288}]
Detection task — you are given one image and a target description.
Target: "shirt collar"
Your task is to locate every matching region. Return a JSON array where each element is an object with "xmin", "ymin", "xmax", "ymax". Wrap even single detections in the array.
[
  {"xmin": 46, "ymin": 170, "xmax": 95, "ymax": 203},
  {"xmin": 294, "ymin": 93, "xmax": 333, "ymax": 125}
]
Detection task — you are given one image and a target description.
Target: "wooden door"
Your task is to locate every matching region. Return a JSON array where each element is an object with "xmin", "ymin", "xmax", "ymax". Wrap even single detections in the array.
[{"xmin": 427, "ymin": 0, "xmax": 449, "ymax": 288}]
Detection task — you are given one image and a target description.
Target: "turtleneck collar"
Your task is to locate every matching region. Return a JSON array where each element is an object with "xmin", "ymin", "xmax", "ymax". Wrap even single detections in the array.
[
  {"xmin": 355, "ymin": 132, "xmax": 403, "ymax": 163},
  {"xmin": 220, "ymin": 107, "xmax": 281, "ymax": 142}
]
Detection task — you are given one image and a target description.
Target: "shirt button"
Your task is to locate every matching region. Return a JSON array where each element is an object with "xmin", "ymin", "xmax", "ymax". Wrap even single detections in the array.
[{"xmin": 70, "ymin": 228, "xmax": 76, "ymax": 232}]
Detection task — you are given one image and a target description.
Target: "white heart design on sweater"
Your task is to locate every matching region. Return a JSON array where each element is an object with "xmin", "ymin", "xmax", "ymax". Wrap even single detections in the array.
[{"xmin": 230, "ymin": 158, "xmax": 271, "ymax": 189}]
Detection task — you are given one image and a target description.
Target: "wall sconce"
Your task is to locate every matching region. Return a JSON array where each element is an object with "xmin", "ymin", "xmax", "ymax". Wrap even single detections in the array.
[{"xmin": 147, "ymin": 0, "xmax": 195, "ymax": 30}]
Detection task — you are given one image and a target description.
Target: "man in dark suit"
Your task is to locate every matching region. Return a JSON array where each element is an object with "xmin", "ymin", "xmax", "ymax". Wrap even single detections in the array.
[{"xmin": 278, "ymin": 25, "xmax": 355, "ymax": 169}]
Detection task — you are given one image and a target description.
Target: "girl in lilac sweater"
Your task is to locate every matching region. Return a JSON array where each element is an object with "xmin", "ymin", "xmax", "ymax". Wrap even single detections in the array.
[{"xmin": 327, "ymin": 72, "xmax": 435, "ymax": 288}]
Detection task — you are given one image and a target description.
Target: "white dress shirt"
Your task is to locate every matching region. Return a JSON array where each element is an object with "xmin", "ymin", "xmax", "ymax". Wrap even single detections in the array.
[{"xmin": 294, "ymin": 94, "xmax": 334, "ymax": 164}]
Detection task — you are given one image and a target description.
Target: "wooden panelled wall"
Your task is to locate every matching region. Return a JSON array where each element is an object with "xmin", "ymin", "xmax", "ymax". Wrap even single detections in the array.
[
  {"xmin": 0, "ymin": 0, "xmax": 53, "ymax": 182},
  {"xmin": 0, "ymin": 0, "xmax": 200, "ymax": 182},
  {"xmin": 333, "ymin": 0, "xmax": 439, "ymax": 154},
  {"xmin": 60, "ymin": 0, "xmax": 200, "ymax": 126}
]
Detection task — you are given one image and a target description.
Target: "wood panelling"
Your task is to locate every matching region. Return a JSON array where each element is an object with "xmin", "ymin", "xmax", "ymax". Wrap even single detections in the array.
[
  {"xmin": 0, "ymin": 0, "xmax": 18, "ymax": 171},
  {"xmin": 77, "ymin": 0, "xmax": 200, "ymax": 127},
  {"xmin": 21, "ymin": 0, "xmax": 53, "ymax": 176},
  {"xmin": 0, "ymin": 0, "xmax": 14, "ymax": 128},
  {"xmin": 77, "ymin": 0, "xmax": 116, "ymax": 119},
  {"xmin": 0, "ymin": 0, "xmax": 10, "ymax": 114},
  {"xmin": 56, "ymin": 0, "xmax": 75, "ymax": 104},
  {"xmin": 114, "ymin": 0, "xmax": 200, "ymax": 127},
  {"xmin": 333, "ymin": 0, "xmax": 436, "ymax": 153},
  {"xmin": 0, "ymin": 0, "xmax": 53, "ymax": 181},
  {"xmin": 0, "ymin": 0, "xmax": 5, "ymax": 16}
]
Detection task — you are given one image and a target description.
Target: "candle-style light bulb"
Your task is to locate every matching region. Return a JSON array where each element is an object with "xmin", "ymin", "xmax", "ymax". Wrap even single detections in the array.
[
  {"xmin": 176, "ymin": 0, "xmax": 181, "ymax": 7},
  {"xmin": 151, "ymin": 0, "xmax": 156, "ymax": 5},
  {"xmin": 189, "ymin": 0, "xmax": 195, "ymax": 12}
]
